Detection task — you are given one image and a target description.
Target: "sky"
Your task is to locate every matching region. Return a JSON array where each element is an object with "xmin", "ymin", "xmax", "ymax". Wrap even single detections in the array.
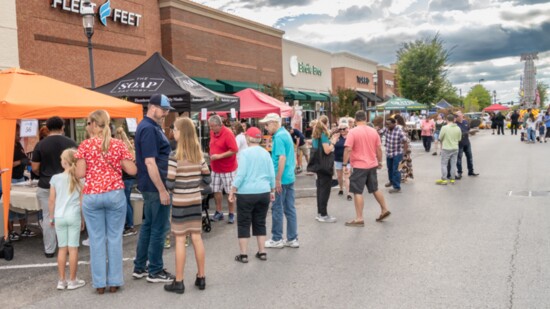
[{"xmin": 194, "ymin": 0, "xmax": 550, "ymax": 104}]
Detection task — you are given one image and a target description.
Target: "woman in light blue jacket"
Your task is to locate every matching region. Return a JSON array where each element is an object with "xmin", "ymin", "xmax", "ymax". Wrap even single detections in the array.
[{"xmin": 228, "ymin": 127, "xmax": 275, "ymax": 263}]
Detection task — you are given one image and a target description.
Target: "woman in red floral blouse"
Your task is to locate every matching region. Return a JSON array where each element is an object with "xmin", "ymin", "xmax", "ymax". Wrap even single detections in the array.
[{"xmin": 75, "ymin": 110, "xmax": 136, "ymax": 294}]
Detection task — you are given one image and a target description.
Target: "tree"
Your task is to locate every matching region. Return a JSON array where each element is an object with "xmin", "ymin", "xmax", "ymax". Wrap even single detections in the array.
[
  {"xmin": 464, "ymin": 96, "xmax": 480, "ymax": 112},
  {"xmin": 465, "ymin": 85, "xmax": 491, "ymax": 110},
  {"xmin": 262, "ymin": 81, "xmax": 284, "ymax": 101},
  {"xmin": 332, "ymin": 87, "xmax": 360, "ymax": 117},
  {"xmin": 395, "ymin": 33, "xmax": 451, "ymax": 105},
  {"xmin": 537, "ymin": 81, "xmax": 549, "ymax": 107},
  {"xmin": 437, "ymin": 79, "xmax": 462, "ymax": 106}
]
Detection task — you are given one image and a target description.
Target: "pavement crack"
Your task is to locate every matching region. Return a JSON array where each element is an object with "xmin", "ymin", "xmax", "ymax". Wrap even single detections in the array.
[{"xmin": 507, "ymin": 217, "xmax": 522, "ymax": 309}]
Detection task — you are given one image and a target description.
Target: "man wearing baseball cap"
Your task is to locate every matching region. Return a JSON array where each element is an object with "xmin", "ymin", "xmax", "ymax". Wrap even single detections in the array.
[
  {"xmin": 133, "ymin": 94, "xmax": 175, "ymax": 283},
  {"xmin": 259, "ymin": 113, "xmax": 299, "ymax": 249}
]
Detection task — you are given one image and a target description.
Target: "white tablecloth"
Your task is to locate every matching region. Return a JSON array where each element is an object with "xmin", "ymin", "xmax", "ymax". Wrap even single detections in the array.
[{"xmin": 7, "ymin": 183, "xmax": 41, "ymax": 212}]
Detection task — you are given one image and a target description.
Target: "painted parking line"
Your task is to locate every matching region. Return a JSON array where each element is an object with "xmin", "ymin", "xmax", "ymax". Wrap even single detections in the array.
[{"xmin": 0, "ymin": 257, "xmax": 135, "ymax": 270}]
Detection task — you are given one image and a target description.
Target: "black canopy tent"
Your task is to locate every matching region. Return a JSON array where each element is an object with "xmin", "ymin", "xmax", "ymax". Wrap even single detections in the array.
[
  {"xmin": 95, "ymin": 52, "xmax": 239, "ymax": 113},
  {"xmin": 355, "ymin": 91, "xmax": 383, "ymax": 110}
]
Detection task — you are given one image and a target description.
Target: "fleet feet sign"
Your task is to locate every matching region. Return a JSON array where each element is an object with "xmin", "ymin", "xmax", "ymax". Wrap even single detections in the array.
[{"xmin": 50, "ymin": 0, "xmax": 142, "ymax": 27}]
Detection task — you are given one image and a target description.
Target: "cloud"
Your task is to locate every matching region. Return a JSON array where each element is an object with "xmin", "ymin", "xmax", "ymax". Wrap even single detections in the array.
[
  {"xmin": 333, "ymin": 5, "xmax": 373, "ymax": 23},
  {"xmin": 236, "ymin": 0, "xmax": 313, "ymax": 9},
  {"xmin": 429, "ymin": 0, "xmax": 470, "ymax": 11}
]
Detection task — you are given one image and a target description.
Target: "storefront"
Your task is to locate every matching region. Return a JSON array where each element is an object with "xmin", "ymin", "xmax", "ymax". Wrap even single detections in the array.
[
  {"xmin": 0, "ymin": 1, "xmax": 19, "ymax": 70},
  {"xmin": 158, "ymin": 0, "xmax": 284, "ymax": 93},
  {"xmin": 282, "ymin": 39, "xmax": 333, "ymax": 135}
]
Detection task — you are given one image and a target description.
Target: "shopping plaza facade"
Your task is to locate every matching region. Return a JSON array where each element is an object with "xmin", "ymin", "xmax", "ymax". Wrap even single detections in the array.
[{"xmin": 1, "ymin": 0, "xmax": 398, "ymax": 122}]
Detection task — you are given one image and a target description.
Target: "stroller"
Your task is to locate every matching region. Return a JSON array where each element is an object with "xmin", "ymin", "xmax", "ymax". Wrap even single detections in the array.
[{"xmin": 201, "ymin": 192, "xmax": 213, "ymax": 233}]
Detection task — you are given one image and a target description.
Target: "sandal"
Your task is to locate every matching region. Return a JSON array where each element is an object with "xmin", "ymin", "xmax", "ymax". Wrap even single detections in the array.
[
  {"xmin": 376, "ymin": 211, "xmax": 391, "ymax": 222},
  {"xmin": 344, "ymin": 219, "xmax": 364, "ymax": 227},
  {"xmin": 347, "ymin": 195, "xmax": 352, "ymax": 201},
  {"xmin": 235, "ymin": 254, "xmax": 248, "ymax": 263},
  {"xmin": 255, "ymin": 252, "xmax": 267, "ymax": 261}
]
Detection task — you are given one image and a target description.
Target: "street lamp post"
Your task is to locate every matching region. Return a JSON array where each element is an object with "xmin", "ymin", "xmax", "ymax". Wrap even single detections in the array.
[
  {"xmin": 478, "ymin": 78, "xmax": 485, "ymax": 84},
  {"xmin": 493, "ymin": 90, "xmax": 497, "ymax": 104},
  {"xmin": 81, "ymin": 1, "xmax": 95, "ymax": 89}
]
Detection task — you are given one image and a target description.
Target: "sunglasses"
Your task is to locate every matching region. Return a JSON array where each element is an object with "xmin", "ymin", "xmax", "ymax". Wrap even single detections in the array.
[{"xmin": 339, "ymin": 128, "xmax": 347, "ymax": 131}]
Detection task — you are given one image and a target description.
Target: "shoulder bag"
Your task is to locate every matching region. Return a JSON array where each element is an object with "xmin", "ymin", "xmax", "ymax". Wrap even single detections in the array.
[{"xmin": 307, "ymin": 138, "xmax": 335, "ymax": 176}]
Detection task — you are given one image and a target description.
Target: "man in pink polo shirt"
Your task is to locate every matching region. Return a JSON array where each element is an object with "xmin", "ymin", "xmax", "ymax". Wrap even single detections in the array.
[
  {"xmin": 342, "ymin": 110, "xmax": 391, "ymax": 227},
  {"xmin": 208, "ymin": 114, "xmax": 238, "ymax": 224}
]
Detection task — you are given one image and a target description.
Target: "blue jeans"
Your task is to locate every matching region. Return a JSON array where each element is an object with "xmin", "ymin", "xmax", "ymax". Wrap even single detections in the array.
[
  {"xmin": 123, "ymin": 179, "xmax": 136, "ymax": 228},
  {"xmin": 271, "ymin": 183, "xmax": 297, "ymax": 242},
  {"xmin": 133, "ymin": 191, "xmax": 170, "ymax": 275},
  {"xmin": 457, "ymin": 143, "xmax": 474, "ymax": 175},
  {"xmin": 386, "ymin": 154, "xmax": 402, "ymax": 190},
  {"xmin": 527, "ymin": 128, "xmax": 536, "ymax": 142},
  {"xmin": 82, "ymin": 189, "xmax": 126, "ymax": 288}
]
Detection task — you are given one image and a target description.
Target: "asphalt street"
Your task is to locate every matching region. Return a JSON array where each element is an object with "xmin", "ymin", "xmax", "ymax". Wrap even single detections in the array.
[{"xmin": 2, "ymin": 129, "xmax": 550, "ymax": 308}]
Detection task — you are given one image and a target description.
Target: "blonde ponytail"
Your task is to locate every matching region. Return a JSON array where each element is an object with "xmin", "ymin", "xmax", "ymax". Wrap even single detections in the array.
[
  {"xmin": 61, "ymin": 148, "xmax": 82, "ymax": 194},
  {"xmin": 88, "ymin": 110, "xmax": 112, "ymax": 152}
]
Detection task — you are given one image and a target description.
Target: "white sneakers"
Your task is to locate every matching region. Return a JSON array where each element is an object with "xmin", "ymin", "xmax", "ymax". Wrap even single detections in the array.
[
  {"xmin": 57, "ymin": 279, "xmax": 86, "ymax": 290},
  {"xmin": 316, "ymin": 215, "xmax": 337, "ymax": 223},
  {"xmin": 264, "ymin": 239, "xmax": 300, "ymax": 248}
]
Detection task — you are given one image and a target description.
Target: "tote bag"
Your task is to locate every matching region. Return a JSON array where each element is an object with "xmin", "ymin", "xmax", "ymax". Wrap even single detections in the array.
[{"xmin": 307, "ymin": 138, "xmax": 335, "ymax": 176}]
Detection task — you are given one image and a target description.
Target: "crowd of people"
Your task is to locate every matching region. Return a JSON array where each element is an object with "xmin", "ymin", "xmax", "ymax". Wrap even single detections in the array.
[{"xmin": 7, "ymin": 91, "xmax": 548, "ymax": 296}]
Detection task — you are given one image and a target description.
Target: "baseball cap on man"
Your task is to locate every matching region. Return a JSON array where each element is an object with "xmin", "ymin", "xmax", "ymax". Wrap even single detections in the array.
[
  {"xmin": 149, "ymin": 94, "xmax": 175, "ymax": 111},
  {"xmin": 258, "ymin": 113, "xmax": 281, "ymax": 123},
  {"xmin": 246, "ymin": 127, "xmax": 262, "ymax": 139}
]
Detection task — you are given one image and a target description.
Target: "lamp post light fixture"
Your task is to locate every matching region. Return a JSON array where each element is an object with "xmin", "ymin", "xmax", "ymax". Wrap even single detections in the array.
[
  {"xmin": 81, "ymin": 0, "xmax": 96, "ymax": 89},
  {"xmin": 478, "ymin": 78, "xmax": 485, "ymax": 84}
]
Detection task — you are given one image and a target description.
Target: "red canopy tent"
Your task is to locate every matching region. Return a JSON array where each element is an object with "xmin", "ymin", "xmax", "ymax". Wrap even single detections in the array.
[
  {"xmin": 483, "ymin": 104, "xmax": 510, "ymax": 112},
  {"xmin": 234, "ymin": 88, "xmax": 292, "ymax": 118}
]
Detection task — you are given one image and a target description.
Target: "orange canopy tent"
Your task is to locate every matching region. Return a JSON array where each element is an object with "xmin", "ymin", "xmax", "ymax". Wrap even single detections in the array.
[
  {"xmin": 234, "ymin": 88, "xmax": 292, "ymax": 118},
  {"xmin": 0, "ymin": 68, "xmax": 143, "ymax": 237}
]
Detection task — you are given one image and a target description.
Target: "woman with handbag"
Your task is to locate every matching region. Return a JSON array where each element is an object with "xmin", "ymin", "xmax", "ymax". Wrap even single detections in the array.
[
  {"xmin": 164, "ymin": 117, "xmax": 208, "ymax": 294},
  {"xmin": 311, "ymin": 115, "xmax": 338, "ymax": 223},
  {"xmin": 75, "ymin": 110, "xmax": 136, "ymax": 294}
]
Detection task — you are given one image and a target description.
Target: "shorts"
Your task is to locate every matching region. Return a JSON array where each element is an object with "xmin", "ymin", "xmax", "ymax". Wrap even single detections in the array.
[
  {"xmin": 297, "ymin": 144, "xmax": 310, "ymax": 157},
  {"xmin": 8, "ymin": 209, "xmax": 26, "ymax": 221},
  {"xmin": 54, "ymin": 216, "xmax": 81, "ymax": 247},
  {"xmin": 236, "ymin": 192, "xmax": 270, "ymax": 238},
  {"xmin": 212, "ymin": 171, "xmax": 237, "ymax": 193},
  {"xmin": 433, "ymin": 132, "xmax": 439, "ymax": 141},
  {"xmin": 349, "ymin": 167, "xmax": 378, "ymax": 194},
  {"xmin": 334, "ymin": 161, "xmax": 351, "ymax": 170}
]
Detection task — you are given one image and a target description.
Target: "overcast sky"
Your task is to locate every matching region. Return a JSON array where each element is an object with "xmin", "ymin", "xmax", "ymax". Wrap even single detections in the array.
[{"xmin": 195, "ymin": 0, "xmax": 550, "ymax": 104}]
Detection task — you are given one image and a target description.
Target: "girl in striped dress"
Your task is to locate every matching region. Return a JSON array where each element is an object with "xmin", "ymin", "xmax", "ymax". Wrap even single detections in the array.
[{"xmin": 164, "ymin": 117, "xmax": 209, "ymax": 294}]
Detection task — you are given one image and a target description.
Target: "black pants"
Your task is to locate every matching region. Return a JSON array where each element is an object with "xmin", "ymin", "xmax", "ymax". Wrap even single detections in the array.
[
  {"xmin": 422, "ymin": 136, "xmax": 432, "ymax": 152},
  {"xmin": 510, "ymin": 122, "xmax": 519, "ymax": 135},
  {"xmin": 497, "ymin": 123, "xmax": 504, "ymax": 135},
  {"xmin": 236, "ymin": 193, "xmax": 270, "ymax": 238},
  {"xmin": 316, "ymin": 172, "xmax": 333, "ymax": 216},
  {"xmin": 457, "ymin": 143, "xmax": 474, "ymax": 175}
]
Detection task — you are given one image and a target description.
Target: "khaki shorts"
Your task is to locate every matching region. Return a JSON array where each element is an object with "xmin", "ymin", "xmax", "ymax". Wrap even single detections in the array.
[
  {"xmin": 297, "ymin": 144, "xmax": 310, "ymax": 157},
  {"xmin": 212, "ymin": 171, "xmax": 236, "ymax": 193}
]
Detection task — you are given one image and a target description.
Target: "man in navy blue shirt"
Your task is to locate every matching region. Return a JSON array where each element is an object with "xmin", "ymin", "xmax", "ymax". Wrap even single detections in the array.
[
  {"xmin": 287, "ymin": 126, "xmax": 308, "ymax": 174},
  {"xmin": 455, "ymin": 111, "xmax": 479, "ymax": 179},
  {"xmin": 133, "ymin": 94, "xmax": 176, "ymax": 283}
]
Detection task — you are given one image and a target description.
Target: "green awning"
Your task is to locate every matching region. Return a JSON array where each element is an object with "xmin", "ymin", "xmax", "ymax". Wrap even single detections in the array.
[
  {"xmin": 191, "ymin": 77, "xmax": 226, "ymax": 92},
  {"xmin": 299, "ymin": 91, "xmax": 327, "ymax": 102},
  {"xmin": 217, "ymin": 79, "xmax": 263, "ymax": 93},
  {"xmin": 320, "ymin": 93, "xmax": 338, "ymax": 103},
  {"xmin": 283, "ymin": 89, "xmax": 307, "ymax": 101}
]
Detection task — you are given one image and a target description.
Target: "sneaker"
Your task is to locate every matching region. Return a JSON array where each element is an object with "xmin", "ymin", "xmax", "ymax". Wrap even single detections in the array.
[
  {"xmin": 20, "ymin": 227, "xmax": 37, "ymax": 237},
  {"xmin": 164, "ymin": 237, "xmax": 171, "ymax": 249},
  {"xmin": 9, "ymin": 231, "xmax": 20, "ymax": 241},
  {"xmin": 57, "ymin": 280, "xmax": 67, "ymax": 290},
  {"xmin": 264, "ymin": 239, "xmax": 284, "ymax": 249},
  {"xmin": 211, "ymin": 211, "xmax": 224, "ymax": 222},
  {"xmin": 132, "ymin": 268, "xmax": 149, "ymax": 279},
  {"xmin": 147, "ymin": 269, "xmax": 175, "ymax": 283},
  {"xmin": 123, "ymin": 227, "xmax": 137, "ymax": 237},
  {"xmin": 435, "ymin": 179, "xmax": 448, "ymax": 185},
  {"xmin": 228, "ymin": 213, "xmax": 235, "ymax": 224},
  {"xmin": 284, "ymin": 239, "xmax": 300, "ymax": 248},
  {"xmin": 449, "ymin": 179, "xmax": 455, "ymax": 184},
  {"xmin": 82, "ymin": 238, "xmax": 90, "ymax": 246},
  {"xmin": 67, "ymin": 279, "xmax": 86, "ymax": 290},
  {"xmin": 388, "ymin": 188, "xmax": 401, "ymax": 193},
  {"xmin": 317, "ymin": 215, "xmax": 337, "ymax": 223},
  {"xmin": 384, "ymin": 182, "xmax": 392, "ymax": 188}
]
